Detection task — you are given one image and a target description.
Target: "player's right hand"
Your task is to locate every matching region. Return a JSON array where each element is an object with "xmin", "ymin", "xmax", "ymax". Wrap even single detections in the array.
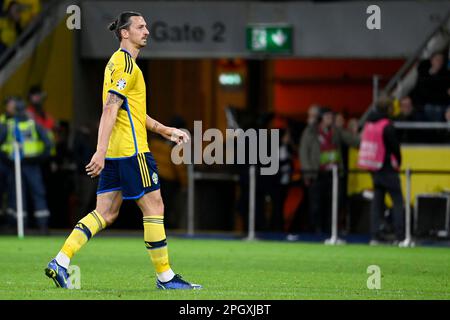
[
  {"xmin": 169, "ymin": 128, "xmax": 190, "ymax": 145},
  {"xmin": 86, "ymin": 151, "xmax": 105, "ymax": 178}
]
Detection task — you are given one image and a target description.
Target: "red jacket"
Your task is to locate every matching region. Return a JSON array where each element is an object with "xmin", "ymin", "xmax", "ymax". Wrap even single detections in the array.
[{"xmin": 27, "ymin": 105, "xmax": 55, "ymax": 131}]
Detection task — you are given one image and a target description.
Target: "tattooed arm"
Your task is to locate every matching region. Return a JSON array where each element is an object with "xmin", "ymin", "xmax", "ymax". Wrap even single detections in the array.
[
  {"xmin": 146, "ymin": 115, "xmax": 189, "ymax": 145},
  {"xmin": 86, "ymin": 92, "xmax": 123, "ymax": 178},
  {"xmin": 146, "ymin": 115, "xmax": 169, "ymax": 136}
]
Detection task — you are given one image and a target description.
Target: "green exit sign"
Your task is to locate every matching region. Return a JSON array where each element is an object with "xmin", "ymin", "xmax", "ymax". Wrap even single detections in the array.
[{"xmin": 246, "ymin": 24, "xmax": 293, "ymax": 54}]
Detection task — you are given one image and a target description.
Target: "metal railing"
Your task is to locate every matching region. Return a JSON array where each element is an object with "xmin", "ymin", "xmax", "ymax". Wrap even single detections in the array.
[
  {"xmin": 186, "ymin": 163, "xmax": 450, "ymax": 247},
  {"xmin": 325, "ymin": 167, "xmax": 450, "ymax": 247},
  {"xmin": 393, "ymin": 122, "xmax": 450, "ymax": 130}
]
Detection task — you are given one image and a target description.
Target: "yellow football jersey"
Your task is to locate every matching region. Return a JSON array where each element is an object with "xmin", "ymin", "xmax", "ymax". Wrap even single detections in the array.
[{"xmin": 103, "ymin": 48, "xmax": 149, "ymax": 159}]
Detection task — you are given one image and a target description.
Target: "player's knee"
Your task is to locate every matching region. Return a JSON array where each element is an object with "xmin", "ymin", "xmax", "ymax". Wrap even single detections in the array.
[
  {"xmin": 96, "ymin": 209, "xmax": 118, "ymax": 226},
  {"xmin": 155, "ymin": 198, "xmax": 164, "ymax": 216},
  {"xmin": 105, "ymin": 211, "xmax": 119, "ymax": 226},
  {"xmin": 152, "ymin": 196, "xmax": 164, "ymax": 216}
]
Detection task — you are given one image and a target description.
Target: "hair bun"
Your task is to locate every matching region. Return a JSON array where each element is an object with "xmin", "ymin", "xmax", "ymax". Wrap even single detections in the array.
[{"xmin": 108, "ymin": 20, "xmax": 118, "ymax": 31}]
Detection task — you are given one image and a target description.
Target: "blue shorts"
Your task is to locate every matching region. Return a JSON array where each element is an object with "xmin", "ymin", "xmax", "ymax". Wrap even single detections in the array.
[{"xmin": 97, "ymin": 152, "xmax": 160, "ymax": 200}]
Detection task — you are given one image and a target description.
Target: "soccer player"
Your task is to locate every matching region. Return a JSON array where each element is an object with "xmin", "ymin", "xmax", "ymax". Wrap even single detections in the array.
[{"xmin": 45, "ymin": 11, "xmax": 201, "ymax": 290}]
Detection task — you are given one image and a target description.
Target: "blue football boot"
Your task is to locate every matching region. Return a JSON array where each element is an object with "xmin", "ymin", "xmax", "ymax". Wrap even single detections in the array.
[
  {"xmin": 156, "ymin": 274, "xmax": 202, "ymax": 290},
  {"xmin": 45, "ymin": 259, "xmax": 71, "ymax": 289}
]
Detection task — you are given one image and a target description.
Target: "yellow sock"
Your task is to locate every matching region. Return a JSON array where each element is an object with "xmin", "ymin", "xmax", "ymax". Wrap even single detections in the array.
[
  {"xmin": 143, "ymin": 216, "xmax": 171, "ymax": 273},
  {"xmin": 61, "ymin": 210, "xmax": 106, "ymax": 259}
]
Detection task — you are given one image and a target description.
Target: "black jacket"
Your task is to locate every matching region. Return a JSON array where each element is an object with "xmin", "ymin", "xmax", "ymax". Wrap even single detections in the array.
[{"xmin": 410, "ymin": 59, "xmax": 450, "ymax": 107}]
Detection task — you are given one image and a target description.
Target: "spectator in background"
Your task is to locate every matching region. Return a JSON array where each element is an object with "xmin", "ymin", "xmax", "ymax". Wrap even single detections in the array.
[
  {"xmin": 300, "ymin": 107, "xmax": 359, "ymax": 234},
  {"xmin": 26, "ymin": 85, "xmax": 56, "ymax": 153},
  {"xmin": 335, "ymin": 112, "xmax": 360, "ymax": 232},
  {"xmin": 335, "ymin": 112, "xmax": 360, "ymax": 136},
  {"xmin": 26, "ymin": 85, "xmax": 55, "ymax": 130},
  {"xmin": 306, "ymin": 104, "xmax": 320, "ymax": 127},
  {"xmin": 394, "ymin": 96, "xmax": 423, "ymax": 142},
  {"xmin": 334, "ymin": 112, "xmax": 345, "ymax": 128},
  {"xmin": 268, "ymin": 126, "xmax": 293, "ymax": 232},
  {"xmin": 358, "ymin": 96, "xmax": 404, "ymax": 245},
  {"xmin": 0, "ymin": 95, "xmax": 17, "ymax": 121},
  {"xmin": 442, "ymin": 106, "xmax": 450, "ymax": 142},
  {"xmin": 0, "ymin": 97, "xmax": 52, "ymax": 234},
  {"xmin": 347, "ymin": 118, "xmax": 359, "ymax": 136},
  {"xmin": 0, "ymin": 1, "xmax": 22, "ymax": 52},
  {"xmin": 395, "ymin": 96, "xmax": 420, "ymax": 122},
  {"xmin": 410, "ymin": 51, "xmax": 450, "ymax": 121},
  {"xmin": 3, "ymin": 0, "xmax": 40, "ymax": 27}
]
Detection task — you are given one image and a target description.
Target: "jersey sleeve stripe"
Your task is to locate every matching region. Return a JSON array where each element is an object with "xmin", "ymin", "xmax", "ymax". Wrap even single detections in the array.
[
  {"xmin": 123, "ymin": 52, "xmax": 134, "ymax": 74},
  {"xmin": 127, "ymin": 54, "xmax": 133, "ymax": 74},
  {"xmin": 123, "ymin": 52, "xmax": 130, "ymax": 74}
]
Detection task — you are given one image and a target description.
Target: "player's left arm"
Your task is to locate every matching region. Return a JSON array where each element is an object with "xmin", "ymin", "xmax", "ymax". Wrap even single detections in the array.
[{"xmin": 145, "ymin": 115, "xmax": 189, "ymax": 145}]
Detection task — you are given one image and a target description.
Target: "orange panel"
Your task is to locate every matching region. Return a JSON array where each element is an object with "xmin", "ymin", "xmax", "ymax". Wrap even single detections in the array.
[
  {"xmin": 275, "ymin": 83, "xmax": 373, "ymax": 116},
  {"xmin": 274, "ymin": 59, "xmax": 404, "ymax": 78},
  {"xmin": 273, "ymin": 59, "xmax": 404, "ymax": 117}
]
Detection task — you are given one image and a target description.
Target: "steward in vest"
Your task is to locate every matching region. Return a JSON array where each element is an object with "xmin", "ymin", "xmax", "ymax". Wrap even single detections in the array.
[
  {"xmin": 26, "ymin": 85, "xmax": 57, "ymax": 156},
  {"xmin": 300, "ymin": 107, "xmax": 360, "ymax": 234},
  {"xmin": 0, "ymin": 98, "xmax": 52, "ymax": 234},
  {"xmin": 358, "ymin": 96, "xmax": 405, "ymax": 245}
]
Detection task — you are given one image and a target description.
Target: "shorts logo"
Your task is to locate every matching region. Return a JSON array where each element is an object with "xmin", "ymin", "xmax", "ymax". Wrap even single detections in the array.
[
  {"xmin": 117, "ymin": 79, "xmax": 127, "ymax": 90},
  {"xmin": 152, "ymin": 172, "xmax": 159, "ymax": 185}
]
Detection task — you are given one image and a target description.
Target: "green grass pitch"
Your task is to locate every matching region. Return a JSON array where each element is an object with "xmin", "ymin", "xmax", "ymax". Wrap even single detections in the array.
[{"xmin": 0, "ymin": 235, "xmax": 449, "ymax": 299}]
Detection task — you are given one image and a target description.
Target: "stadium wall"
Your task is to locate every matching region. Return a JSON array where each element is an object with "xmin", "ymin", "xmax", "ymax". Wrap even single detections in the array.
[
  {"xmin": 272, "ymin": 59, "xmax": 405, "ymax": 117},
  {"xmin": 80, "ymin": 1, "xmax": 450, "ymax": 58},
  {"xmin": 0, "ymin": 19, "xmax": 74, "ymax": 122}
]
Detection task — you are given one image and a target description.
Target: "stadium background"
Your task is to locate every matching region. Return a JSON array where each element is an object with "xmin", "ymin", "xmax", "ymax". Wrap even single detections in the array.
[
  {"xmin": 1, "ymin": 0, "xmax": 450, "ymax": 302},
  {"xmin": 0, "ymin": 0, "xmax": 449, "ymax": 240}
]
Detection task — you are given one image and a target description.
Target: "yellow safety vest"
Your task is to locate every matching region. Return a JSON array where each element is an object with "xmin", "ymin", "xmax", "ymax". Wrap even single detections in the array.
[{"xmin": 1, "ymin": 118, "xmax": 45, "ymax": 159}]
